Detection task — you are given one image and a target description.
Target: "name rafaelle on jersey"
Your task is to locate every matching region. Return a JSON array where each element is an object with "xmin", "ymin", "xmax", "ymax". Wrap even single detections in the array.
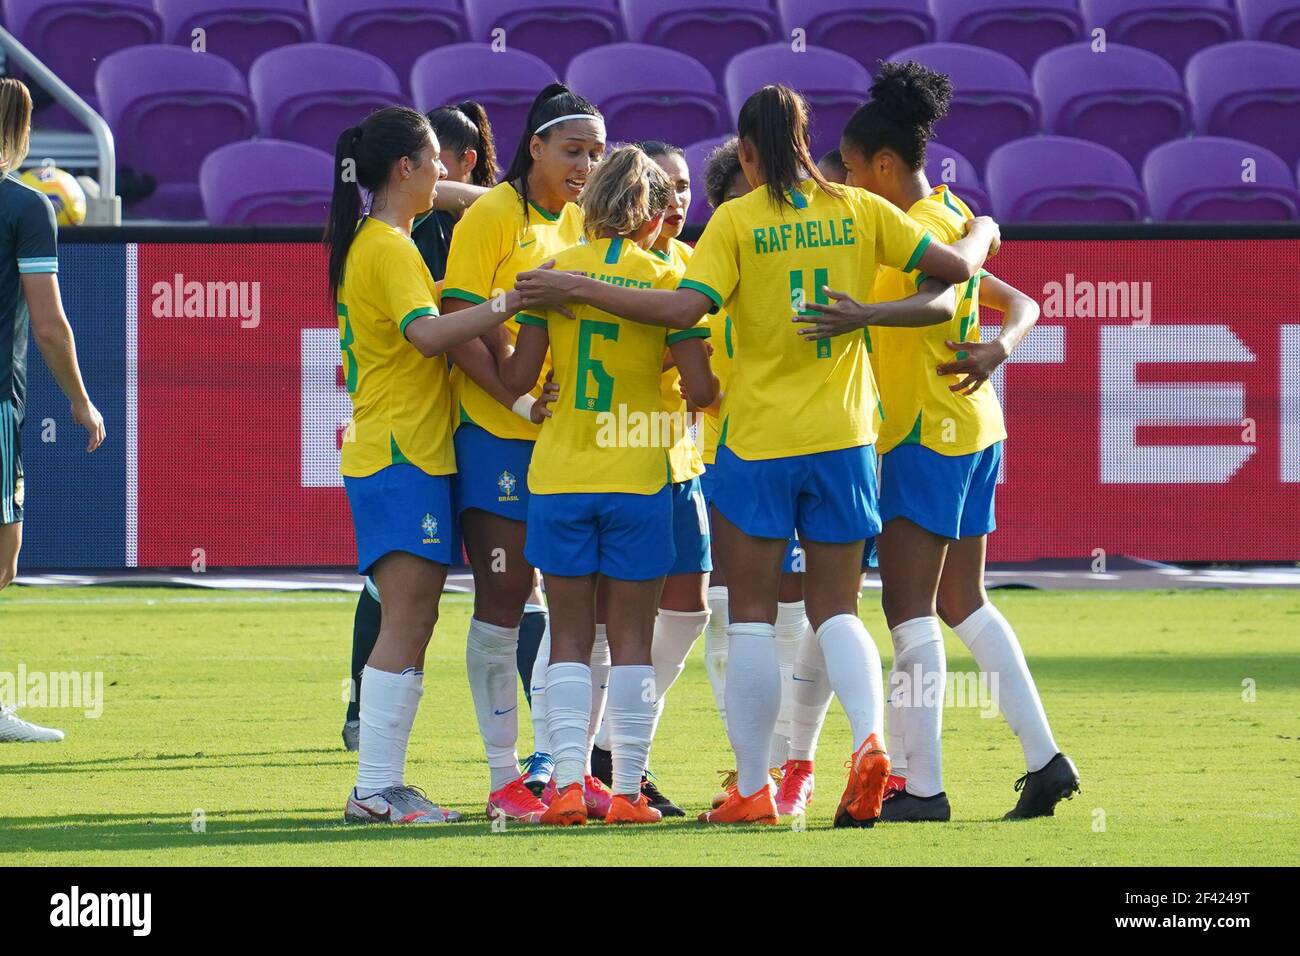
[{"xmin": 752, "ymin": 218, "xmax": 856, "ymax": 255}]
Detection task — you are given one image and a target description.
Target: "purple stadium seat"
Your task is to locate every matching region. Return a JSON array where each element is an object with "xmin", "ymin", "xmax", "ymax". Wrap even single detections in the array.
[
  {"xmin": 411, "ymin": 44, "xmax": 558, "ymax": 159},
  {"xmin": 683, "ymin": 134, "xmax": 734, "ymax": 225},
  {"xmin": 1033, "ymin": 43, "xmax": 1191, "ymax": 171},
  {"xmin": 1080, "ymin": 0, "xmax": 1239, "ymax": 71},
  {"xmin": 889, "ymin": 43, "xmax": 1038, "ymax": 173},
  {"xmin": 986, "ymin": 135, "xmax": 1147, "ymax": 221},
  {"xmin": 924, "ymin": 141, "xmax": 990, "ymax": 215},
  {"xmin": 776, "ymin": 0, "xmax": 935, "ymax": 71},
  {"xmin": 4, "ymin": 0, "xmax": 161, "ymax": 103},
  {"xmin": 200, "ymin": 139, "xmax": 334, "ymax": 224},
  {"xmin": 95, "ymin": 44, "xmax": 255, "ymax": 218},
  {"xmin": 1186, "ymin": 41, "xmax": 1300, "ymax": 168},
  {"xmin": 930, "ymin": 0, "xmax": 1084, "ymax": 71},
  {"xmin": 249, "ymin": 44, "xmax": 402, "ymax": 155},
  {"xmin": 307, "ymin": 1, "xmax": 465, "ymax": 91},
  {"xmin": 566, "ymin": 44, "xmax": 726, "ymax": 146},
  {"xmin": 465, "ymin": 0, "xmax": 622, "ymax": 75},
  {"xmin": 156, "ymin": 0, "xmax": 310, "ymax": 74},
  {"xmin": 620, "ymin": 0, "xmax": 780, "ymax": 82},
  {"xmin": 724, "ymin": 45, "xmax": 871, "ymax": 161},
  {"xmin": 1238, "ymin": 0, "xmax": 1300, "ymax": 47},
  {"xmin": 1143, "ymin": 137, "xmax": 1300, "ymax": 220}
]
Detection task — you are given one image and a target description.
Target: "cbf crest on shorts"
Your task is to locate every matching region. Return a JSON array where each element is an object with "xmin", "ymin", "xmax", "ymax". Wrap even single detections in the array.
[
  {"xmin": 497, "ymin": 470, "xmax": 519, "ymax": 503},
  {"xmin": 421, "ymin": 513, "xmax": 441, "ymax": 545}
]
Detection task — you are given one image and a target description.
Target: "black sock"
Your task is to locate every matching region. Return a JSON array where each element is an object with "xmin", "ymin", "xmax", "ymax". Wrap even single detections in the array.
[
  {"xmin": 346, "ymin": 588, "xmax": 382, "ymax": 722},
  {"xmin": 517, "ymin": 609, "xmax": 547, "ymax": 709}
]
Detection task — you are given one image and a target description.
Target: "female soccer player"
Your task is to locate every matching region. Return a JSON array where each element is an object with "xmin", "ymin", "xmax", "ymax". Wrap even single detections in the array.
[
  {"xmin": 583, "ymin": 140, "xmax": 724, "ymax": 816},
  {"xmin": 440, "ymin": 84, "xmax": 606, "ymax": 822},
  {"xmin": 502, "ymin": 145, "xmax": 715, "ymax": 825},
  {"xmin": 326, "ymin": 106, "xmax": 536, "ymax": 825},
  {"xmin": 795, "ymin": 62, "xmax": 1078, "ymax": 822},
  {"xmin": 342, "ymin": 100, "xmax": 518, "ymax": 751},
  {"xmin": 0, "ymin": 78, "xmax": 105, "ymax": 744},
  {"xmin": 517, "ymin": 84, "xmax": 1000, "ymax": 826}
]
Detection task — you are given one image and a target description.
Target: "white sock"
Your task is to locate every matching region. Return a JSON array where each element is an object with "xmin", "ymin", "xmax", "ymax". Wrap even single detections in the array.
[
  {"xmin": 355, "ymin": 666, "xmax": 420, "ymax": 795},
  {"xmin": 953, "ymin": 602, "xmax": 1059, "ymax": 772},
  {"xmin": 647, "ymin": 607, "xmax": 710, "ymax": 759},
  {"xmin": 891, "ymin": 616, "xmax": 946, "ymax": 797},
  {"xmin": 705, "ymin": 585, "xmax": 730, "ymax": 728},
  {"xmin": 545, "ymin": 662, "xmax": 591, "ymax": 789},
  {"xmin": 817, "ymin": 613, "xmax": 884, "ymax": 751},
  {"xmin": 529, "ymin": 623, "xmax": 552, "ymax": 755},
  {"xmin": 466, "ymin": 617, "xmax": 521, "ymax": 790},
  {"xmin": 886, "ymin": 655, "xmax": 907, "ymax": 778},
  {"xmin": 771, "ymin": 600, "xmax": 805, "ymax": 764},
  {"xmin": 725, "ymin": 623, "xmax": 781, "ymax": 797},
  {"xmin": 606, "ymin": 664, "xmax": 656, "ymax": 796},
  {"xmin": 587, "ymin": 624, "xmax": 611, "ymax": 773},
  {"xmin": 788, "ymin": 625, "xmax": 832, "ymax": 762}
]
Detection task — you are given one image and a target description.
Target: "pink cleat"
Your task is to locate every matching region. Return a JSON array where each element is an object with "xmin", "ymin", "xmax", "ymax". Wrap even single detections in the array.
[{"xmin": 486, "ymin": 778, "xmax": 547, "ymax": 824}]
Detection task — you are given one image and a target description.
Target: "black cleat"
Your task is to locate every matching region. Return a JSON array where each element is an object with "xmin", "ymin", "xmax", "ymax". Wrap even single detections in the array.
[
  {"xmin": 640, "ymin": 773, "xmax": 684, "ymax": 817},
  {"xmin": 589, "ymin": 745, "xmax": 613, "ymax": 788},
  {"xmin": 880, "ymin": 789, "xmax": 951, "ymax": 822},
  {"xmin": 1003, "ymin": 752, "xmax": 1080, "ymax": 820}
]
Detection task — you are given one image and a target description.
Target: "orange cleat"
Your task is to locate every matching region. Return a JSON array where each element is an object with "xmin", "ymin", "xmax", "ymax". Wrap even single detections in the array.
[
  {"xmin": 711, "ymin": 766, "xmax": 782, "ymax": 809},
  {"xmin": 540, "ymin": 782, "xmax": 588, "ymax": 826},
  {"xmin": 486, "ymin": 778, "xmax": 548, "ymax": 824},
  {"xmin": 698, "ymin": 783, "xmax": 779, "ymax": 824},
  {"xmin": 834, "ymin": 733, "xmax": 891, "ymax": 828},
  {"xmin": 605, "ymin": 792, "xmax": 663, "ymax": 824},
  {"xmin": 775, "ymin": 759, "xmax": 815, "ymax": 816}
]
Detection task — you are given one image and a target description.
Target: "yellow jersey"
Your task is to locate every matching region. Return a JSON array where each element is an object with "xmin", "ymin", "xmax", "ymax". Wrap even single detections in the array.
[
  {"xmin": 681, "ymin": 179, "xmax": 932, "ymax": 460},
  {"xmin": 701, "ymin": 305, "xmax": 735, "ymax": 466},
  {"xmin": 337, "ymin": 216, "xmax": 455, "ymax": 478},
  {"xmin": 519, "ymin": 236, "xmax": 710, "ymax": 495},
  {"xmin": 653, "ymin": 237, "xmax": 706, "ymax": 483},
  {"xmin": 441, "ymin": 181, "xmax": 584, "ymax": 441},
  {"xmin": 871, "ymin": 186, "xmax": 1006, "ymax": 456}
]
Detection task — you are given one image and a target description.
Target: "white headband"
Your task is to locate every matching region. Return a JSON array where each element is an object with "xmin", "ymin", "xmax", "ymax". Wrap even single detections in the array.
[{"xmin": 534, "ymin": 113, "xmax": 602, "ymax": 135}]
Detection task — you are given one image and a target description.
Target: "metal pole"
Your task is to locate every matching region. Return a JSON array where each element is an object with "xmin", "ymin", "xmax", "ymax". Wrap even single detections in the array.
[{"xmin": 0, "ymin": 25, "xmax": 120, "ymax": 224}]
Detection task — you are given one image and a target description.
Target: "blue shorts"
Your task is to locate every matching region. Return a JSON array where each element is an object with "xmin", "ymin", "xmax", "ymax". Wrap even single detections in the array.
[
  {"xmin": 668, "ymin": 476, "xmax": 712, "ymax": 576},
  {"xmin": 878, "ymin": 442, "xmax": 1001, "ymax": 540},
  {"xmin": 344, "ymin": 464, "xmax": 457, "ymax": 575},
  {"xmin": 712, "ymin": 444, "xmax": 880, "ymax": 544},
  {"xmin": 704, "ymin": 462, "xmax": 801, "ymax": 572},
  {"xmin": 699, "ymin": 462, "xmax": 718, "ymax": 503},
  {"xmin": 526, "ymin": 486, "xmax": 674, "ymax": 581},
  {"xmin": 453, "ymin": 422, "xmax": 533, "ymax": 523}
]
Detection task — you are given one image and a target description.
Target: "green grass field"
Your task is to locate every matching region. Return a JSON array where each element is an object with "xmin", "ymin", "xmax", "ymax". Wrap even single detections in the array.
[{"xmin": 1, "ymin": 585, "xmax": 1296, "ymax": 866}]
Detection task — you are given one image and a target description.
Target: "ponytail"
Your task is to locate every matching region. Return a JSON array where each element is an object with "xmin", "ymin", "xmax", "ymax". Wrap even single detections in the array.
[
  {"xmin": 427, "ymin": 100, "xmax": 498, "ymax": 187},
  {"xmin": 842, "ymin": 61, "xmax": 953, "ymax": 171},
  {"xmin": 324, "ymin": 106, "xmax": 432, "ymax": 295},
  {"xmin": 736, "ymin": 85, "xmax": 841, "ymax": 209},
  {"xmin": 501, "ymin": 82, "xmax": 601, "ymax": 218}
]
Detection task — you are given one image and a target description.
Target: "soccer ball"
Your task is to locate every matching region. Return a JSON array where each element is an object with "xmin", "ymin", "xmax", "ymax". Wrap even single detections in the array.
[{"xmin": 20, "ymin": 165, "xmax": 88, "ymax": 226}]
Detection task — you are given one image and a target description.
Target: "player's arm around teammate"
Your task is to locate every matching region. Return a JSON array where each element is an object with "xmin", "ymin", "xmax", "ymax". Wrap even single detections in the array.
[
  {"xmin": 0, "ymin": 78, "xmax": 104, "ymax": 592},
  {"xmin": 501, "ymin": 146, "xmax": 714, "ymax": 825},
  {"xmin": 325, "ymin": 107, "xmax": 525, "ymax": 825}
]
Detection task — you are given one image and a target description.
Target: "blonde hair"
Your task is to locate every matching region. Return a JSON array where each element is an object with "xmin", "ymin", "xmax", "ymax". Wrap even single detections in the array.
[
  {"xmin": 578, "ymin": 144, "xmax": 671, "ymax": 240},
  {"xmin": 0, "ymin": 79, "xmax": 32, "ymax": 175}
]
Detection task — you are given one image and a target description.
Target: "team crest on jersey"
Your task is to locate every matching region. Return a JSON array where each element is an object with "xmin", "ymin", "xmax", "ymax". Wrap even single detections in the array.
[
  {"xmin": 497, "ymin": 470, "xmax": 519, "ymax": 502},
  {"xmin": 421, "ymin": 513, "xmax": 440, "ymax": 544}
]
